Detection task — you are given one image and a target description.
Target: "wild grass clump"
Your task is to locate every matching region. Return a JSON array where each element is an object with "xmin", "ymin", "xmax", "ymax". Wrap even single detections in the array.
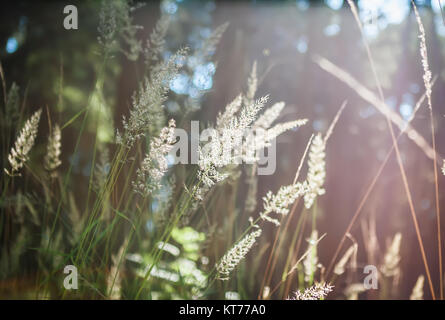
[
  {"xmin": 0, "ymin": 0, "xmax": 443, "ymax": 301},
  {"xmin": 0, "ymin": 0, "xmax": 314, "ymax": 300}
]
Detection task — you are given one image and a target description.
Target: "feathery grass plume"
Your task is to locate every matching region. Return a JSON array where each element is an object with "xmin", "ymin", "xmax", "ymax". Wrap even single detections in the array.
[
  {"xmin": 216, "ymin": 94, "xmax": 243, "ymax": 129},
  {"xmin": 288, "ymin": 283, "xmax": 334, "ymax": 300},
  {"xmin": 98, "ymin": 0, "xmax": 143, "ymax": 60},
  {"xmin": 5, "ymin": 109, "xmax": 42, "ymax": 176},
  {"xmin": 303, "ymin": 230, "xmax": 319, "ymax": 283},
  {"xmin": 251, "ymin": 100, "xmax": 308, "ymax": 153},
  {"xmin": 412, "ymin": 3, "xmax": 432, "ymax": 107},
  {"xmin": 334, "ymin": 243, "xmax": 358, "ymax": 276},
  {"xmin": 410, "ymin": 275, "xmax": 425, "ymax": 300},
  {"xmin": 381, "ymin": 232, "xmax": 402, "ymax": 277},
  {"xmin": 413, "ymin": 1, "xmax": 443, "ymax": 299},
  {"xmin": 260, "ymin": 181, "xmax": 310, "ymax": 226},
  {"xmin": 144, "ymin": 14, "xmax": 170, "ymax": 71},
  {"xmin": 304, "ymin": 133, "xmax": 326, "ymax": 209},
  {"xmin": 132, "ymin": 119, "xmax": 176, "ymax": 197},
  {"xmin": 218, "ymin": 98, "xmax": 306, "ymax": 166},
  {"xmin": 265, "ymin": 119, "xmax": 308, "ymax": 142},
  {"xmin": 216, "ymin": 229, "xmax": 262, "ymax": 280},
  {"xmin": 201, "ymin": 58, "xmax": 307, "ymax": 189},
  {"xmin": 243, "ymin": 119, "xmax": 307, "ymax": 165},
  {"xmin": 197, "ymin": 159, "xmax": 229, "ymax": 189},
  {"xmin": 98, "ymin": 0, "xmax": 118, "ymax": 52},
  {"xmin": 118, "ymin": 48, "xmax": 186, "ymax": 146},
  {"xmin": 253, "ymin": 101, "xmax": 285, "ymax": 129},
  {"xmin": 44, "ymin": 124, "xmax": 62, "ymax": 177},
  {"xmin": 198, "ymin": 95, "xmax": 269, "ymax": 188},
  {"xmin": 231, "ymin": 95, "xmax": 269, "ymax": 133},
  {"xmin": 215, "ymin": 61, "xmax": 255, "ymax": 139}
]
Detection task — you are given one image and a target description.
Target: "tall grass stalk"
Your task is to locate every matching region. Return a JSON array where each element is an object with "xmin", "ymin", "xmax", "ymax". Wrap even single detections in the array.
[
  {"xmin": 261, "ymin": 102, "xmax": 344, "ymax": 298},
  {"xmin": 412, "ymin": 1, "xmax": 443, "ymax": 300},
  {"xmin": 325, "ymin": 0, "xmax": 436, "ymax": 299},
  {"xmin": 315, "ymin": 74, "xmax": 435, "ymax": 288}
]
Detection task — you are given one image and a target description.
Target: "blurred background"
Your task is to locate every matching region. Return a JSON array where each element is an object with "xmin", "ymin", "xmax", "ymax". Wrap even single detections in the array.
[{"xmin": 1, "ymin": 0, "xmax": 445, "ymax": 299}]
